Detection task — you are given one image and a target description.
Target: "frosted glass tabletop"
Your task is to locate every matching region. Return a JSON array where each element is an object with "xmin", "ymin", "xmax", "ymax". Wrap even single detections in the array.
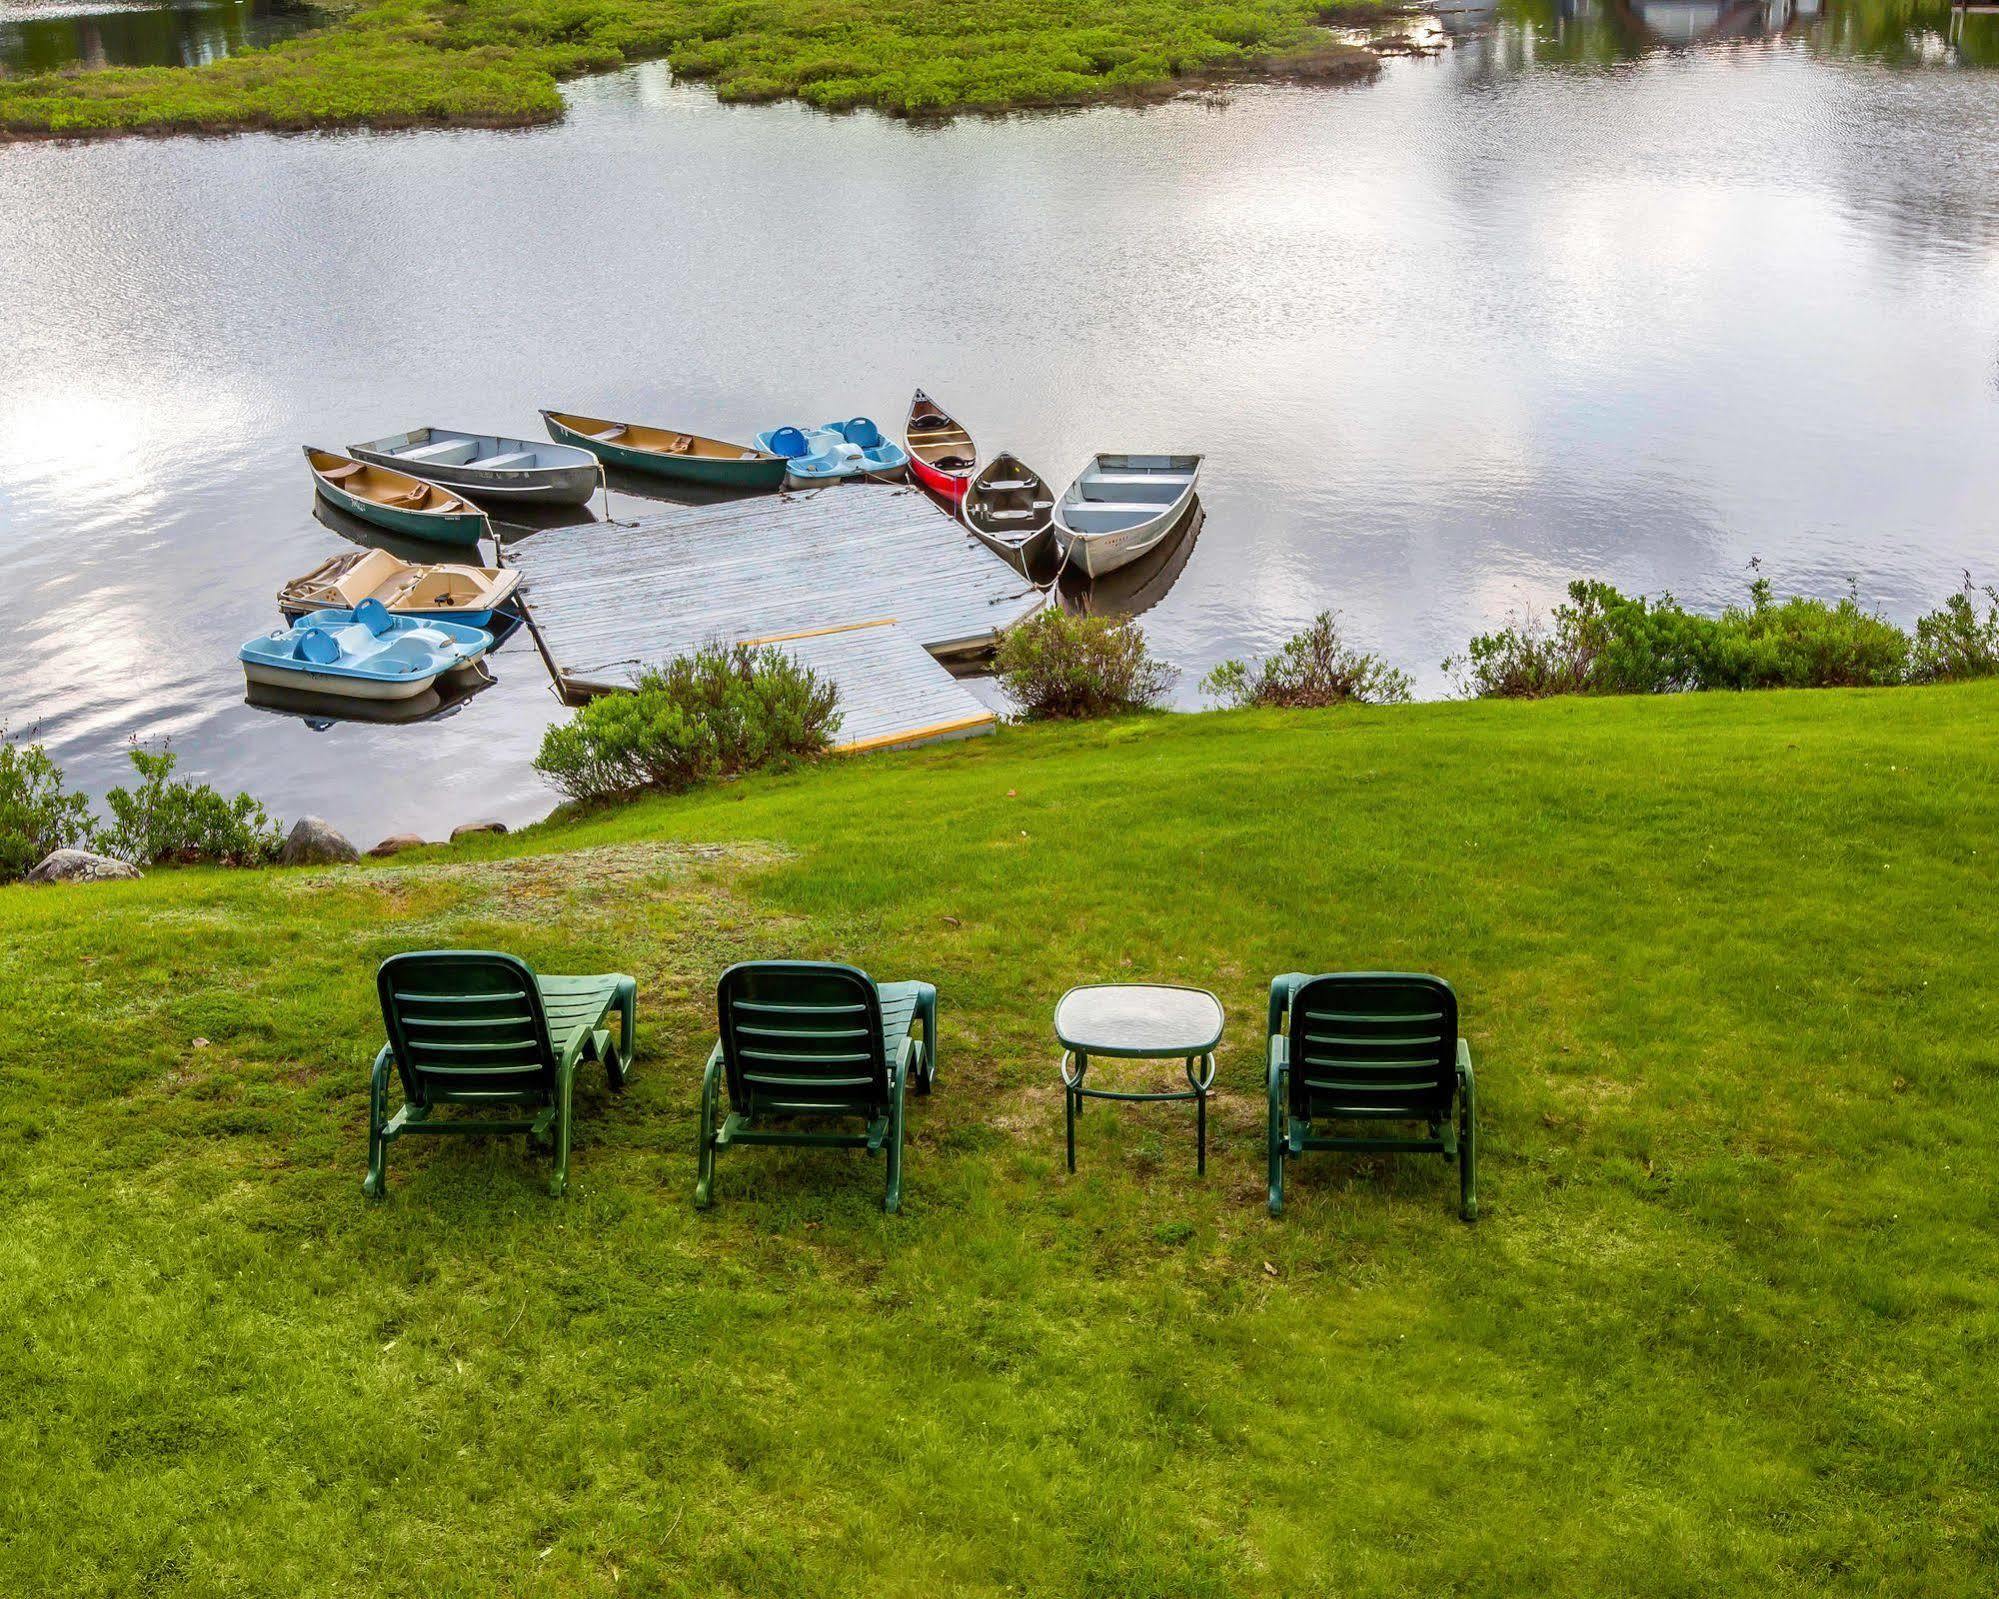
[{"xmin": 1054, "ymin": 984, "xmax": 1224, "ymax": 1058}]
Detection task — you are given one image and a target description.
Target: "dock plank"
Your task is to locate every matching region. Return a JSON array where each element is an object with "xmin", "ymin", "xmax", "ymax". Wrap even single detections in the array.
[
  {"xmin": 508, "ymin": 483, "xmax": 1037, "ymax": 751},
  {"xmin": 510, "ymin": 483, "xmax": 1043, "ymax": 696}
]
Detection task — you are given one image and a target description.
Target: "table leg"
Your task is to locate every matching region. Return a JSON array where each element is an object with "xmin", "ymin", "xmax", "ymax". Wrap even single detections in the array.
[
  {"xmin": 1066, "ymin": 1084, "xmax": 1076, "ymax": 1173},
  {"xmin": 1195, "ymin": 1055, "xmax": 1208, "ymax": 1176}
]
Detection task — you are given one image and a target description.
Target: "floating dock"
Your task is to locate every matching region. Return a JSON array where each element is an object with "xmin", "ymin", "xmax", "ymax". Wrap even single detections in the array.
[{"xmin": 510, "ymin": 484, "xmax": 1044, "ymax": 751}]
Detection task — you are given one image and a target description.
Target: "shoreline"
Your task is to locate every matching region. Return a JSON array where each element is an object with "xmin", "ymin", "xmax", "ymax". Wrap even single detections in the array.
[{"xmin": 0, "ymin": 7, "xmax": 1416, "ymax": 145}]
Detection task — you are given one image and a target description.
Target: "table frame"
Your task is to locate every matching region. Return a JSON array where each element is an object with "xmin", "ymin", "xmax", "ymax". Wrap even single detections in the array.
[{"xmin": 1055, "ymin": 985, "xmax": 1224, "ymax": 1176}]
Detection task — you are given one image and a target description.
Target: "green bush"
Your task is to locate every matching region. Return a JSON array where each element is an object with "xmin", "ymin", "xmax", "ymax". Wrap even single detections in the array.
[
  {"xmin": 1445, "ymin": 581, "xmax": 1705, "ymax": 699},
  {"xmin": 1449, "ymin": 578, "xmax": 1911, "ymax": 699},
  {"xmin": 101, "ymin": 747, "xmax": 284, "ymax": 867},
  {"xmin": 534, "ymin": 642, "xmax": 841, "ymax": 804},
  {"xmin": 1909, "ymin": 581, "xmax": 1999, "ymax": 684},
  {"xmin": 1202, "ymin": 611, "xmax": 1411, "ymax": 708},
  {"xmin": 995, "ymin": 609, "xmax": 1175, "ymax": 720},
  {"xmin": 1691, "ymin": 579, "xmax": 1908, "ymax": 690},
  {"xmin": 0, "ymin": 732, "xmax": 97, "ymax": 883}
]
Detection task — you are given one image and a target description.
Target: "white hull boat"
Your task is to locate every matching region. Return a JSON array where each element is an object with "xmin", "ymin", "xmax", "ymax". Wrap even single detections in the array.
[
  {"xmin": 1051, "ymin": 453, "xmax": 1203, "ymax": 579},
  {"xmin": 349, "ymin": 426, "xmax": 601, "ymax": 506}
]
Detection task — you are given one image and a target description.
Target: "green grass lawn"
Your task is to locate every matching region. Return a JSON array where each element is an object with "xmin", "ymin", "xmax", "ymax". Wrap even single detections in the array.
[
  {"xmin": 0, "ymin": 0, "xmax": 1381, "ymax": 138},
  {"xmin": 5, "ymin": 686, "xmax": 1997, "ymax": 1594}
]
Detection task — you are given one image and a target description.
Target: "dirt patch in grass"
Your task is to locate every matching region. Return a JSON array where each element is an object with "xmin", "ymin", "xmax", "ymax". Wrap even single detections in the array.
[{"xmin": 281, "ymin": 839, "xmax": 789, "ymax": 937}]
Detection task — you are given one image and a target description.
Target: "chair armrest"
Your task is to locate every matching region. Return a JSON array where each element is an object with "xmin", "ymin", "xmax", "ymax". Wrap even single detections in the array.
[
  {"xmin": 894, "ymin": 1032, "xmax": 920, "ymax": 1085},
  {"xmin": 1457, "ymin": 1036, "xmax": 1473, "ymax": 1085},
  {"xmin": 1267, "ymin": 973, "xmax": 1308, "ymax": 1040}
]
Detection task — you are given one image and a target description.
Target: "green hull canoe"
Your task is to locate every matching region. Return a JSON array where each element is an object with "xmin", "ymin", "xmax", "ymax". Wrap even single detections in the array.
[
  {"xmin": 542, "ymin": 410, "xmax": 788, "ymax": 492},
  {"xmin": 302, "ymin": 447, "xmax": 491, "ymax": 549}
]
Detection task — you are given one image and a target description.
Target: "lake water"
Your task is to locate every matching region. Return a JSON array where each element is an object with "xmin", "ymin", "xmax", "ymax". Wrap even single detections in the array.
[
  {"xmin": 2, "ymin": 3, "xmax": 1997, "ymax": 845},
  {"xmin": 0, "ymin": 0, "xmax": 321, "ymax": 75}
]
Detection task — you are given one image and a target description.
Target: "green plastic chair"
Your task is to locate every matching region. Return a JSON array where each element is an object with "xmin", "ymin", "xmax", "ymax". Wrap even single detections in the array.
[
  {"xmin": 696, "ymin": 961, "xmax": 936, "ymax": 1213},
  {"xmin": 1266, "ymin": 972, "xmax": 1476, "ymax": 1221},
  {"xmin": 364, "ymin": 950, "xmax": 636, "ymax": 1199}
]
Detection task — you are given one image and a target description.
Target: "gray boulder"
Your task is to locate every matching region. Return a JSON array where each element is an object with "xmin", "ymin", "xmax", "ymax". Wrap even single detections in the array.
[
  {"xmin": 368, "ymin": 833, "xmax": 428, "ymax": 859},
  {"xmin": 24, "ymin": 849, "xmax": 142, "ymax": 885},
  {"xmin": 280, "ymin": 816, "xmax": 359, "ymax": 866},
  {"xmin": 450, "ymin": 819, "xmax": 509, "ymax": 841}
]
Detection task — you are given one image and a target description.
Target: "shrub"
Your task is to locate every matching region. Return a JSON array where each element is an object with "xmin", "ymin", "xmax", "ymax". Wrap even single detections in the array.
[
  {"xmin": 0, "ymin": 732, "xmax": 97, "ymax": 883},
  {"xmin": 1203, "ymin": 611, "xmax": 1412, "ymax": 708},
  {"xmin": 1445, "ymin": 581, "xmax": 1704, "ymax": 699},
  {"xmin": 1450, "ymin": 578, "xmax": 1909, "ymax": 698},
  {"xmin": 994, "ymin": 609, "xmax": 1175, "ymax": 720},
  {"xmin": 534, "ymin": 642, "xmax": 841, "ymax": 804},
  {"xmin": 1909, "ymin": 580, "xmax": 1999, "ymax": 684},
  {"xmin": 1690, "ymin": 579, "xmax": 1908, "ymax": 690},
  {"xmin": 101, "ymin": 747, "xmax": 283, "ymax": 867}
]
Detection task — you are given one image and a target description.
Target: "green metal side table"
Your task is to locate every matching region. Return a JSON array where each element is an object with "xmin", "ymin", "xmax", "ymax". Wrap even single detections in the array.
[{"xmin": 1056, "ymin": 984, "xmax": 1224, "ymax": 1175}]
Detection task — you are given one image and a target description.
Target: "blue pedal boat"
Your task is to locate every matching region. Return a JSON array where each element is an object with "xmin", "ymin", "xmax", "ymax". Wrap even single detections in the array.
[
  {"xmin": 240, "ymin": 601, "xmax": 494, "ymax": 703},
  {"xmin": 754, "ymin": 418, "xmax": 910, "ymax": 486}
]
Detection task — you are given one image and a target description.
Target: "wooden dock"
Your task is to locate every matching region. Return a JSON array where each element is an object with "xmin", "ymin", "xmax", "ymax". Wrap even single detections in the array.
[{"xmin": 510, "ymin": 483, "xmax": 1043, "ymax": 750}]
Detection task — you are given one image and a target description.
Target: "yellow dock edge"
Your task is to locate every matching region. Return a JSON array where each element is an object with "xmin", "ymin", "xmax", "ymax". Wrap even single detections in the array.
[{"xmin": 835, "ymin": 713, "xmax": 996, "ymax": 755}]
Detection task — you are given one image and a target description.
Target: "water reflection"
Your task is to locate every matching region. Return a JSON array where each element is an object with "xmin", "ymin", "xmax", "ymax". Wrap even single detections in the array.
[
  {"xmin": 1056, "ymin": 508, "xmax": 1205, "ymax": 625},
  {"xmin": 1487, "ymin": 0, "xmax": 1999, "ymax": 59},
  {"xmin": 0, "ymin": 0, "xmax": 321, "ymax": 75},
  {"xmin": 244, "ymin": 670, "xmax": 495, "ymax": 730}
]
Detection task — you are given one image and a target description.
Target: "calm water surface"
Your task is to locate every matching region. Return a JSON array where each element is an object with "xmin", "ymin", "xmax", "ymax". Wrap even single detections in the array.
[
  {"xmin": 0, "ymin": 0, "xmax": 321, "ymax": 74},
  {"xmin": 2, "ymin": 5, "xmax": 1997, "ymax": 843}
]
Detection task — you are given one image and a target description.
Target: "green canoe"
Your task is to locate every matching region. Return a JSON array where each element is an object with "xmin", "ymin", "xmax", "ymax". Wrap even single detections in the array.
[
  {"xmin": 302, "ymin": 447, "xmax": 491, "ymax": 548},
  {"xmin": 542, "ymin": 409, "xmax": 788, "ymax": 492}
]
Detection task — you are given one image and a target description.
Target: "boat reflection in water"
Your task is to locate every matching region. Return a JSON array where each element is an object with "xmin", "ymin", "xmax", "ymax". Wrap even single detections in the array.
[
  {"xmin": 312, "ymin": 487, "xmax": 598, "ymax": 553},
  {"xmin": 1054, "ymin": 501, "xmax": 1203, "ymax": 624},
  {"xmin": 243, "ymin": 668, "xmax": 494, "ymax": 731}
]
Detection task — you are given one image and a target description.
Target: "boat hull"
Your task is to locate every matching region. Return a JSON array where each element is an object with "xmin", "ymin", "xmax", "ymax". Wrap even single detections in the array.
[
  {"xmin": 349, "ymin": 446, "xmax": 598, "ymax": 506},
  {"xmin": 1055, "ymin": 502, "xmax": 1193, "ymax": 578},
  {"xmin": 910, "ymin": 454, "xmax": 971, "ymax": 503},
  {"xmin": 544, "ymin": 413, "xmax": 788, "ymax": 490},
  {"xmin": 969, "ymin": 521, "xmax": 1056, "ymax": 574},
  {"xmin": 313, "ymin": 477, "xmax": 487, "ymax": 548},
  {"xmin": 242, "ymin": 658, "xmax": 478, "ymax": 701}
]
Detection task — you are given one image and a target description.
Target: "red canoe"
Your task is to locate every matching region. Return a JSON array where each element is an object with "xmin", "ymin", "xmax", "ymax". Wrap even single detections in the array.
[{"xmin": 904, "ymin": 389, "xmax": 977, "ymax": 504}]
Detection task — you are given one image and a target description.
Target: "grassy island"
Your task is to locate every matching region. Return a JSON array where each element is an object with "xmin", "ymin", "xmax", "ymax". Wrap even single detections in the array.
[
  {"xmin": 0, "ymin": 0, "xmax": 1384, "ymax": 140},
  {"xmin": 4, "ymin": 685, "xmax": 1996, "ymax": 1593}
]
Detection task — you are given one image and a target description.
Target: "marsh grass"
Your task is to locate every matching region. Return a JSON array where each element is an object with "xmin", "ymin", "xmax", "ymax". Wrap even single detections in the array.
[
  {"xmin": 4, "ymin": 686, "xmax": 1998, "ymax": 1593},
  {"xmin": 0, "ymin": 0, "xmax": 1382, "ymax": 137}
]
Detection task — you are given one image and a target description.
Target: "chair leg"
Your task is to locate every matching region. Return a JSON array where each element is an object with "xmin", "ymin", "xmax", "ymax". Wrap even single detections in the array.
[
  {"xmin": 608, "ymin": 976, "xmax": 637, "ymax": 1091},
  {"xmin": 884, "ymin": 1066, "xmax": 908, "ymax": 1214},
  {"xmin": 694, "ymin": 1051, "xmax": 720, "ymax": 1209},
  {"xmin": 1458, "ymin": 1050, "xmax": 1478, "ymax": 1223},
  {"xmin": 1267, "ymin": 1055, "xmax": 1285, "ymax": 1217},
  {"xmin": 549, "ymin": 1061, "xmax": 577, "ymax": 1198},
  {"xmin": 913, "ymin": 983, "xmax": 938, "ymax": 1095},
  {"xmin": 363, "ymin": 1046, "xmax": 393, "ymax": 1200}
]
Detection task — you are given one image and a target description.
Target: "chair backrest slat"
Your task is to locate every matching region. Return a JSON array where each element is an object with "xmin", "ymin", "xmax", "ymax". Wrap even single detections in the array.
[
  {"xmin": 1288, "ymin": 973, "xmax": 1456, "ymax": 1122},
  {"xmin": 718, "ymin": 962, "xmax": 888, "ymax": 1119},
  {"xmin": 378, "ymin": 952, "xmax": 557, "ymax": 1105}
]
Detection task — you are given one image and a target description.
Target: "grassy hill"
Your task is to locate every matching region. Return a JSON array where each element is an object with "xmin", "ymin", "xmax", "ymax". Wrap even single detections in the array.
[{"xmin": 4, "ymin": 685, "xmax": 1996, "ymax": 1594}]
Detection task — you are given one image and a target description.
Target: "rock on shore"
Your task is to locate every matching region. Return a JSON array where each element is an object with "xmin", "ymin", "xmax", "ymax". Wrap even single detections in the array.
[
  {"xmin": 25, "ymin": 849, "xmax": 143, "ymax": 884},
  {"xmin": 280, "ymin": 816, "xmax": 359, "ymax": 866}
]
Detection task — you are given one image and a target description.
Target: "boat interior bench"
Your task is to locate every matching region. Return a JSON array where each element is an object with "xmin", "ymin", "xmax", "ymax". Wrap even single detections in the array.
[
  {"xmin": 1063, "ymin": 501, "xmax": 1176, "ymax": 531},
  {"xmin": 1081, "ymin": 472, "xmax": 1188, "ymax": 499},
  {"xmin": 397, "ymin": 439, "xmax": 481, "ymax": 468},
  {"xmin": 473, "ymin": 451, "xmax": 536, "ymax": 471}
]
